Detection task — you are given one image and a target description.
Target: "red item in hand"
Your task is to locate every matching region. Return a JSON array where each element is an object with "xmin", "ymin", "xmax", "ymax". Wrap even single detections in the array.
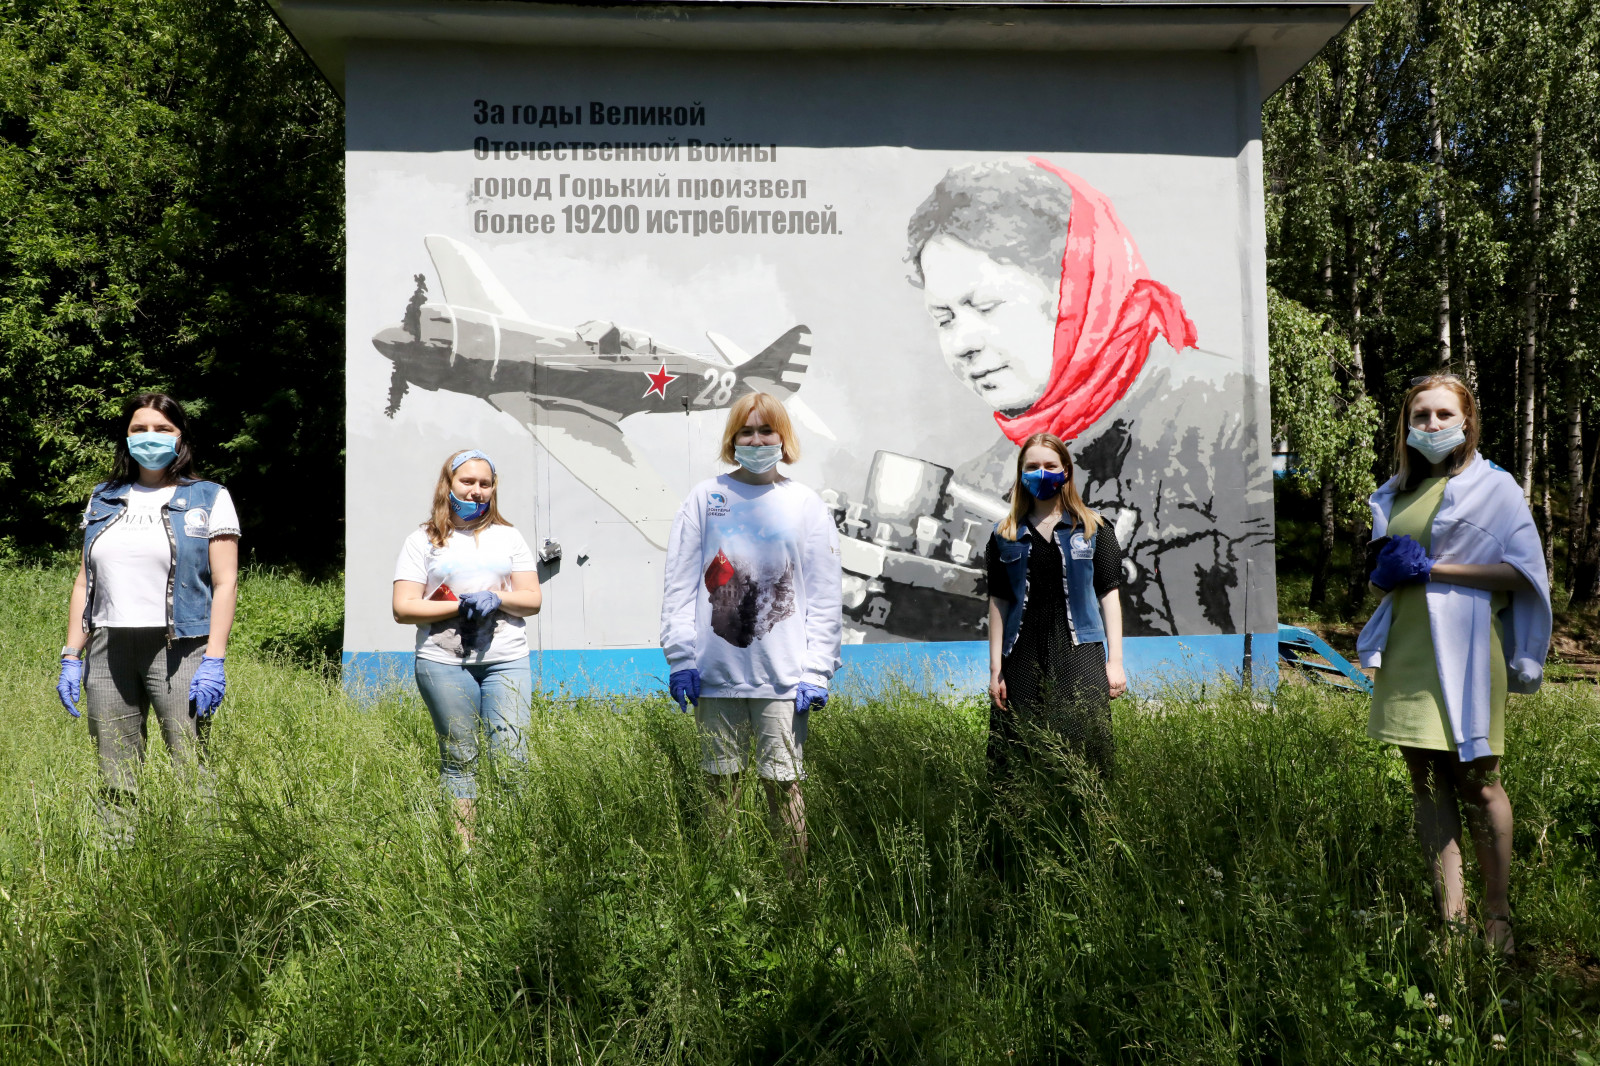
[
  {"xmin": 704, "ymin": 549, "xmax": 735, "ymax": 592},
  {"xmin": 429, "ymin": 584, "xmax": 458, "ymax": 602}
]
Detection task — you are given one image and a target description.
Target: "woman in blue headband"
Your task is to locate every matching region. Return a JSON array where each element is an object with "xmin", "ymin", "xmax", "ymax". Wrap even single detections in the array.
[{"xmin": 392, "ymin": 448, "xmax": 542, "ymax": 843}]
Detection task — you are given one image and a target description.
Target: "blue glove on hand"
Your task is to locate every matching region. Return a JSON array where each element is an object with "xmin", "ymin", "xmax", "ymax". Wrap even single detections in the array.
[
  {"xmin": 795, "ymin": 682, "xmax": 828, "ymax": 713},
  {"xmin": 458, "ymin": 590, "xmax": 502, "ymax": 624},
  {"xmin": 1370, "ymin": 534, "xmax": 1433, "ymax": 591},
  {"xmin": 669, "ymin": 669, "xmax": 701, "ymax": 712},
  {"xmin": 188, "ymin": 656, "xmax": 227, "ymax": 719},
  {"xmin": 57, "ymin": 656, "xmax": 83, "ymax": 718}
]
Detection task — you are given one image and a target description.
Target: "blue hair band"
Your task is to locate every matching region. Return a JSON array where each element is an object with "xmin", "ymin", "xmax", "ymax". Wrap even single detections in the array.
[{"xmin": 450, "ymin": 449, "xmax": 495, "ymax": 475}]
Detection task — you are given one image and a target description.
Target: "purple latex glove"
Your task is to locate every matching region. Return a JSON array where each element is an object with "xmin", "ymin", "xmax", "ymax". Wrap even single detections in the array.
[
  {"xmin": 458, "ymin": 590, "xmax": 502, "ymax": 624},
  {"xmin": 57, "ymin": 656, "xmax": 83, "ymax": 718},
  {"xmin": 188, "ymin": 656, "xmax": 227, "ymax": 718},
  {"xmin": 669, "ymin": 669, "xmax": 701, "ymax": 712},
  {"xmin": 795, "ymin": 682, "xmax": 828, "ymax": 713},
  {"xmin": 1370, "ymin": 534, "xmax": 1433, "ymax": 591}
]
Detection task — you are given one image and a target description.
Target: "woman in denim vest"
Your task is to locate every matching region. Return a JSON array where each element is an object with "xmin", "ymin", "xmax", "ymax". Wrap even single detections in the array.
[
  {"xmin": 55, "ymin": 393, "xmax": 241, "ymax": 830},
  {"xmin": 985, "ymin": 432, "xmax": 1126, "ymax": 776}
]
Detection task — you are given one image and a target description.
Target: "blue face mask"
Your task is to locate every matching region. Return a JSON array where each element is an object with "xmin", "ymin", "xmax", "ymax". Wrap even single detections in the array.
[
  {"xmin": 734, "ymin": 444, "xmax": 783, "ymax": 474},
  {"xmin": 1020, "ymin": 468, "xmax": 1068, "ymax": 500},
  {"xmin": 127, "ymin": 432, "xmax": 179, "ymax": 471},
  {"xmin": 1407, "ymin": 423, "xmax": 1466, "ymax": 464},
  {"xmin": 449, "ymin": 492, "xmax": 489, "ymax": 521}
]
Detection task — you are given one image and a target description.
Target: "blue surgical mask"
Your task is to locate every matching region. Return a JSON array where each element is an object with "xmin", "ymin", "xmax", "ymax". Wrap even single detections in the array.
[
  {"xmin": 127, "ymin": 432, "xmax": 178, "ymax": 471},
  {"xmin": 1020, "ymin": 468, "xmax": 1068, "ymax": 500},
  {"xmin": 734, "ymin": 444, "xmax": 783, "ymax": 474},
  {"xmin": 1407, "ymin": 423, "xmax": 1466, "ymax": 464},
  {"xmin": 449, "ymin": 492, "xmax": 489, "ymax": 521}
]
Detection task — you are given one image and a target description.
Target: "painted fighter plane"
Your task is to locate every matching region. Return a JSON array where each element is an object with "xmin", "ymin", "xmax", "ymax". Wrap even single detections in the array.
[{"xmin": 373, "ymin": 235, "xmax": 826, "ymax": 549}]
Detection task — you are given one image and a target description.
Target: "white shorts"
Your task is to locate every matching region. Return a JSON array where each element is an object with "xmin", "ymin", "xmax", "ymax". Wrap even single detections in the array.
[{"xmin": 695, "ymin": 697, "xmax": 807, "ymax": 781}]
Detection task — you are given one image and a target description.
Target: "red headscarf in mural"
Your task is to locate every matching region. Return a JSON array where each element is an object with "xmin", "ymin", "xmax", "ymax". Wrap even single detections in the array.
[{"xmin": 995, "ymin": 158, "xmax": 1199, "ymax": 445}]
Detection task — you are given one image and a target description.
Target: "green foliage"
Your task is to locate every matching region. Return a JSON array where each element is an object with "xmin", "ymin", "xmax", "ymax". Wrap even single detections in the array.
[
  {"xmin": 1268, "ymin": 289, "xmax": 1381, "ymax": 522},
  {"xmin": 1265, "ymin": 0, "xmax": 1600, "ymax": 573},
  {"xmin": 0, "ymin": 0, "xmax": 343, "ymax": 571},
  {"xmin": 2, "ymin": 564, "xmax": 1598, "ymax": 1062}
]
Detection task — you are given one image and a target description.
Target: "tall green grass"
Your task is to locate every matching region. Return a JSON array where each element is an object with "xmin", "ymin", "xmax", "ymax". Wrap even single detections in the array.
[{"xmin": 0, "ymin": 563, "xmax": 1596, "ymax": 1063}]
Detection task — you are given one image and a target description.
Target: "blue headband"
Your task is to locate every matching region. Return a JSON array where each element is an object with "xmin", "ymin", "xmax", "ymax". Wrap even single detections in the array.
[{"xmin": 450, "ymin": 449, "xmax": 495, "ymax": 475}]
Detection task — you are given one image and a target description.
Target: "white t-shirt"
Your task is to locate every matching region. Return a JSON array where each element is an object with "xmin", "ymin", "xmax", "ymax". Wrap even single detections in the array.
[
  {"xmin": 393, "ymin": 525, "xmax": 537, "ymax": 665},
  {"xmin": 660, "ymin": 475, "xmax": 843, "ymax": 698},
  {"xmin": 86, "ymin": 484, "xmax": 241, "ymax": 627}
]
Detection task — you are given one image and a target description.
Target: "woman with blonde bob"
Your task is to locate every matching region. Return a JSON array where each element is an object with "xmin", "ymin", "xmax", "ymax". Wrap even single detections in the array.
[
  {"xmin": 1357, "ymin": 375, "xmax": 1550, "ymax": 955},
  {"xmin": 660, "ymin": 392, "xmax": 842, "ymax": 868},
  {"xmin": 392, "ymin": 449, "xmax": 542, "ymax": 838},
  {"xmin": 985, "ymin": 432, "xmax": 1126, "ymax": 776}
]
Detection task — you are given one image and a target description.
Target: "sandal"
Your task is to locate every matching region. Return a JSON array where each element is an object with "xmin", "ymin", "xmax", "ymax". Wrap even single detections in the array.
[{"xmin": 1484, "ymin": 913, "xmax": 1515, "ymax": 957}]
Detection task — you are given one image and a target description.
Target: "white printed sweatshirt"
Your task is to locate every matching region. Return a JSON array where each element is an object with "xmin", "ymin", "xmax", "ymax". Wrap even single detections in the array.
[{"xmin": 660, "ymin": 474, "xmax": 843, "ymax": 699}]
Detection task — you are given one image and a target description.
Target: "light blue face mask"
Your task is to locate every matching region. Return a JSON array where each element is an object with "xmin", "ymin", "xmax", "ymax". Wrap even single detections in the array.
[
  {"xmin": 127, "ymin": 432, "xmax": 178, "ymax": 471},
  {"xmin": 734, "ymin": 444, "xmax": 783, "ymax": 474},
  {"xmin": 1407, "ymin": 423, "xmax": 1466, "ymax": 464},
  {"xmin": 449, "ymin": 492, "xmax": 489, "ymax": 521}
]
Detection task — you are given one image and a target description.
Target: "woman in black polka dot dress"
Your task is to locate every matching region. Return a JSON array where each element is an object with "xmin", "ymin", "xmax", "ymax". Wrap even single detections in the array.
[{"xmin": 985, "ymin": 432, "xmax": 1126, "ymax": 777}]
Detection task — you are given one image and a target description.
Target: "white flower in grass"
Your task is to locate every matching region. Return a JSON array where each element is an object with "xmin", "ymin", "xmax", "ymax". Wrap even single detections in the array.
[
  {"xmin": 1491, "ymin": 1033, "xmax": 1508, "ymax": 1052},
  {"xmin": 1423, "ymin": 992, "xmax": 1437, "ymax": 1008},
  {"xmin": 1437, "ymin": 1014, "xmax": 1452, "ymax": 1030}
]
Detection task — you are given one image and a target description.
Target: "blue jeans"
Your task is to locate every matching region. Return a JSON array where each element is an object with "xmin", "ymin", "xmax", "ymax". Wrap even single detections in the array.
[{"xmin": 413, "ymin": 656, "xmax": 532, "ymax": 799}]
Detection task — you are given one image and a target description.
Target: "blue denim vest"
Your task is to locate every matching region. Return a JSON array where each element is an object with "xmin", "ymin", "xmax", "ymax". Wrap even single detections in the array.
[
  {"xmin": 82, "ymin": 479, "xmax": 225, "ymax": 641},
  {"xmin": 995, "ymin": 520, "xmax": 1106, "ymax": 658}
]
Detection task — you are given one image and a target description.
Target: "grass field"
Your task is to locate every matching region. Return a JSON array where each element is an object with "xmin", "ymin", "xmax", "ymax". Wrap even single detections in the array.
[{"xmin": 1, "ymin": 563, "xmax": 1597, "ymax": 1064}]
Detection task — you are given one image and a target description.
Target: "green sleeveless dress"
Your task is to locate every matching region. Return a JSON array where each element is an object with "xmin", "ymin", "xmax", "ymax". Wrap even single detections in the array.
[{"xmin": 1367, "ymin": 476, "xmax": 1507, "ymax": 755}]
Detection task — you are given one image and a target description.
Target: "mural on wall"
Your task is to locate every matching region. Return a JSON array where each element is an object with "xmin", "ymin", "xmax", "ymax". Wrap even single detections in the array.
[
  {"xmin": 885, "ymin": 158, "xmax": 1271, "ymax": 640},
  {"xmin": 375, "ymin": 234, "xmax": 819, "ymax": 550},
  {"xmin": 367, "ymin": 156, "xmax": 1268, "ymax": 646}
]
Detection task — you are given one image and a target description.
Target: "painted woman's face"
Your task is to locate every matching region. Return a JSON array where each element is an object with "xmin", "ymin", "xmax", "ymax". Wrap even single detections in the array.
[{"xmin": 919, "ymin": 236, "xmax": 1059, "ymax": 415}]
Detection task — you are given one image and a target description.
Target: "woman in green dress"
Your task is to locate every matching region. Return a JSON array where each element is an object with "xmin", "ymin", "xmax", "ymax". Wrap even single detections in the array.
[{"xmin": 1358, "ymin": 375, "xmax": 1551, "ymax": 956}]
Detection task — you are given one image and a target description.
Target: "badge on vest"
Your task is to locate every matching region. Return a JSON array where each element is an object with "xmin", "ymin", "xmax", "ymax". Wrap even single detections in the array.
[
  {"xmin": 1069, "ymin": 533, "xmax": 1093, "ymax": 560},
  {"xmin": 183, "ymin": 508, "xmax": 210, "ymax": 538}
]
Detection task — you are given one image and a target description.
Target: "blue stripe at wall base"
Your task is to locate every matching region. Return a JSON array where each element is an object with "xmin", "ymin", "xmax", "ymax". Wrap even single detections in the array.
[{"xmin": 343, "ymin": 634, "xmax": 1278, "ymax": 699}]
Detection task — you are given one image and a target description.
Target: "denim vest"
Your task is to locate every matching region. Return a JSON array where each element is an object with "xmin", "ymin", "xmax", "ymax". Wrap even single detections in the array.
[
  {"xmin": 994, "ymin": 519, "xmax": 1105, "ymax": 658},
  {"xmin": 82, "ymin": 479, "xmax": 225, "ymax": 641}
]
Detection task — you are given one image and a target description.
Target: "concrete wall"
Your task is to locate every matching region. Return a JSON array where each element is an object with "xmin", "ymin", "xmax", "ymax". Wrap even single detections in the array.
[{"xmin": 343, "ymin": 40, "xmax": 1277, "ymax": 694}]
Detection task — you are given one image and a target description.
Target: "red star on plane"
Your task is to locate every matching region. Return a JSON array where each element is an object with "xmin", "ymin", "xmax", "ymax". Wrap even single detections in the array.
[{"xmin": 643, "ymin": 364, "xmax": 678, "ymax": 398}]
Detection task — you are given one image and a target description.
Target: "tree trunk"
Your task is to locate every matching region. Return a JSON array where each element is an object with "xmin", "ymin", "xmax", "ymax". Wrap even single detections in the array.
[
  {"xmin": 1343, "ymin": 206, "xmax": 1375, "ymax": 617},
  {"xmin": 1538, "ymin": 350, "xmax": 1554, "ymax": 578},
  {"xmin": 1311, "ymin": 474, "xmax": 1336, "ymax": 608},
  {"xmin": 1431, "ymin": 82, "xmax": 1452, "ymax": 370},
  {"xmin": 1518, "ymin": 124, "xmax": 1543, "ymax": 501},
  {"xmin": 1564, "ymin": 198, "xmax": 1585, "ymax": 576},
  {"xmin": 1569, "ymin": 388, "xmax": 1587, "ymax": 574},
  {"xmin": 1574, "ymin": 453, "xmax": 1600, "ymax": 606}
]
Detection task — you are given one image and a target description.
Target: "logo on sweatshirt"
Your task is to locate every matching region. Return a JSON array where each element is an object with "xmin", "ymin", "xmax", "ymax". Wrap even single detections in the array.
[{"xmin": 707, "ymin": 492, "xmax": 730, "ymax": 518}]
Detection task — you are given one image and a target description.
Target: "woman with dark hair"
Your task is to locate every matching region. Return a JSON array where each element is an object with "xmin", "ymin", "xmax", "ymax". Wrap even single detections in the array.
[
  {"xmin": 985, "ymin": 432, "xmax": 1125, "ymax": 777},
  {"xmin": 907, "ymin": 159, "xmax": 1270, "ymax": 639},
  {"xmin": 55, "ymin": 393, "xmax": 240, "ymax": 830},
  {"xmin": 1357, "ymin": 375, "xmax": 1551, "ymax": 955},
  {"xmin": 392, "ymin": 449, "xmax": 542, "ymax": 841}
]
